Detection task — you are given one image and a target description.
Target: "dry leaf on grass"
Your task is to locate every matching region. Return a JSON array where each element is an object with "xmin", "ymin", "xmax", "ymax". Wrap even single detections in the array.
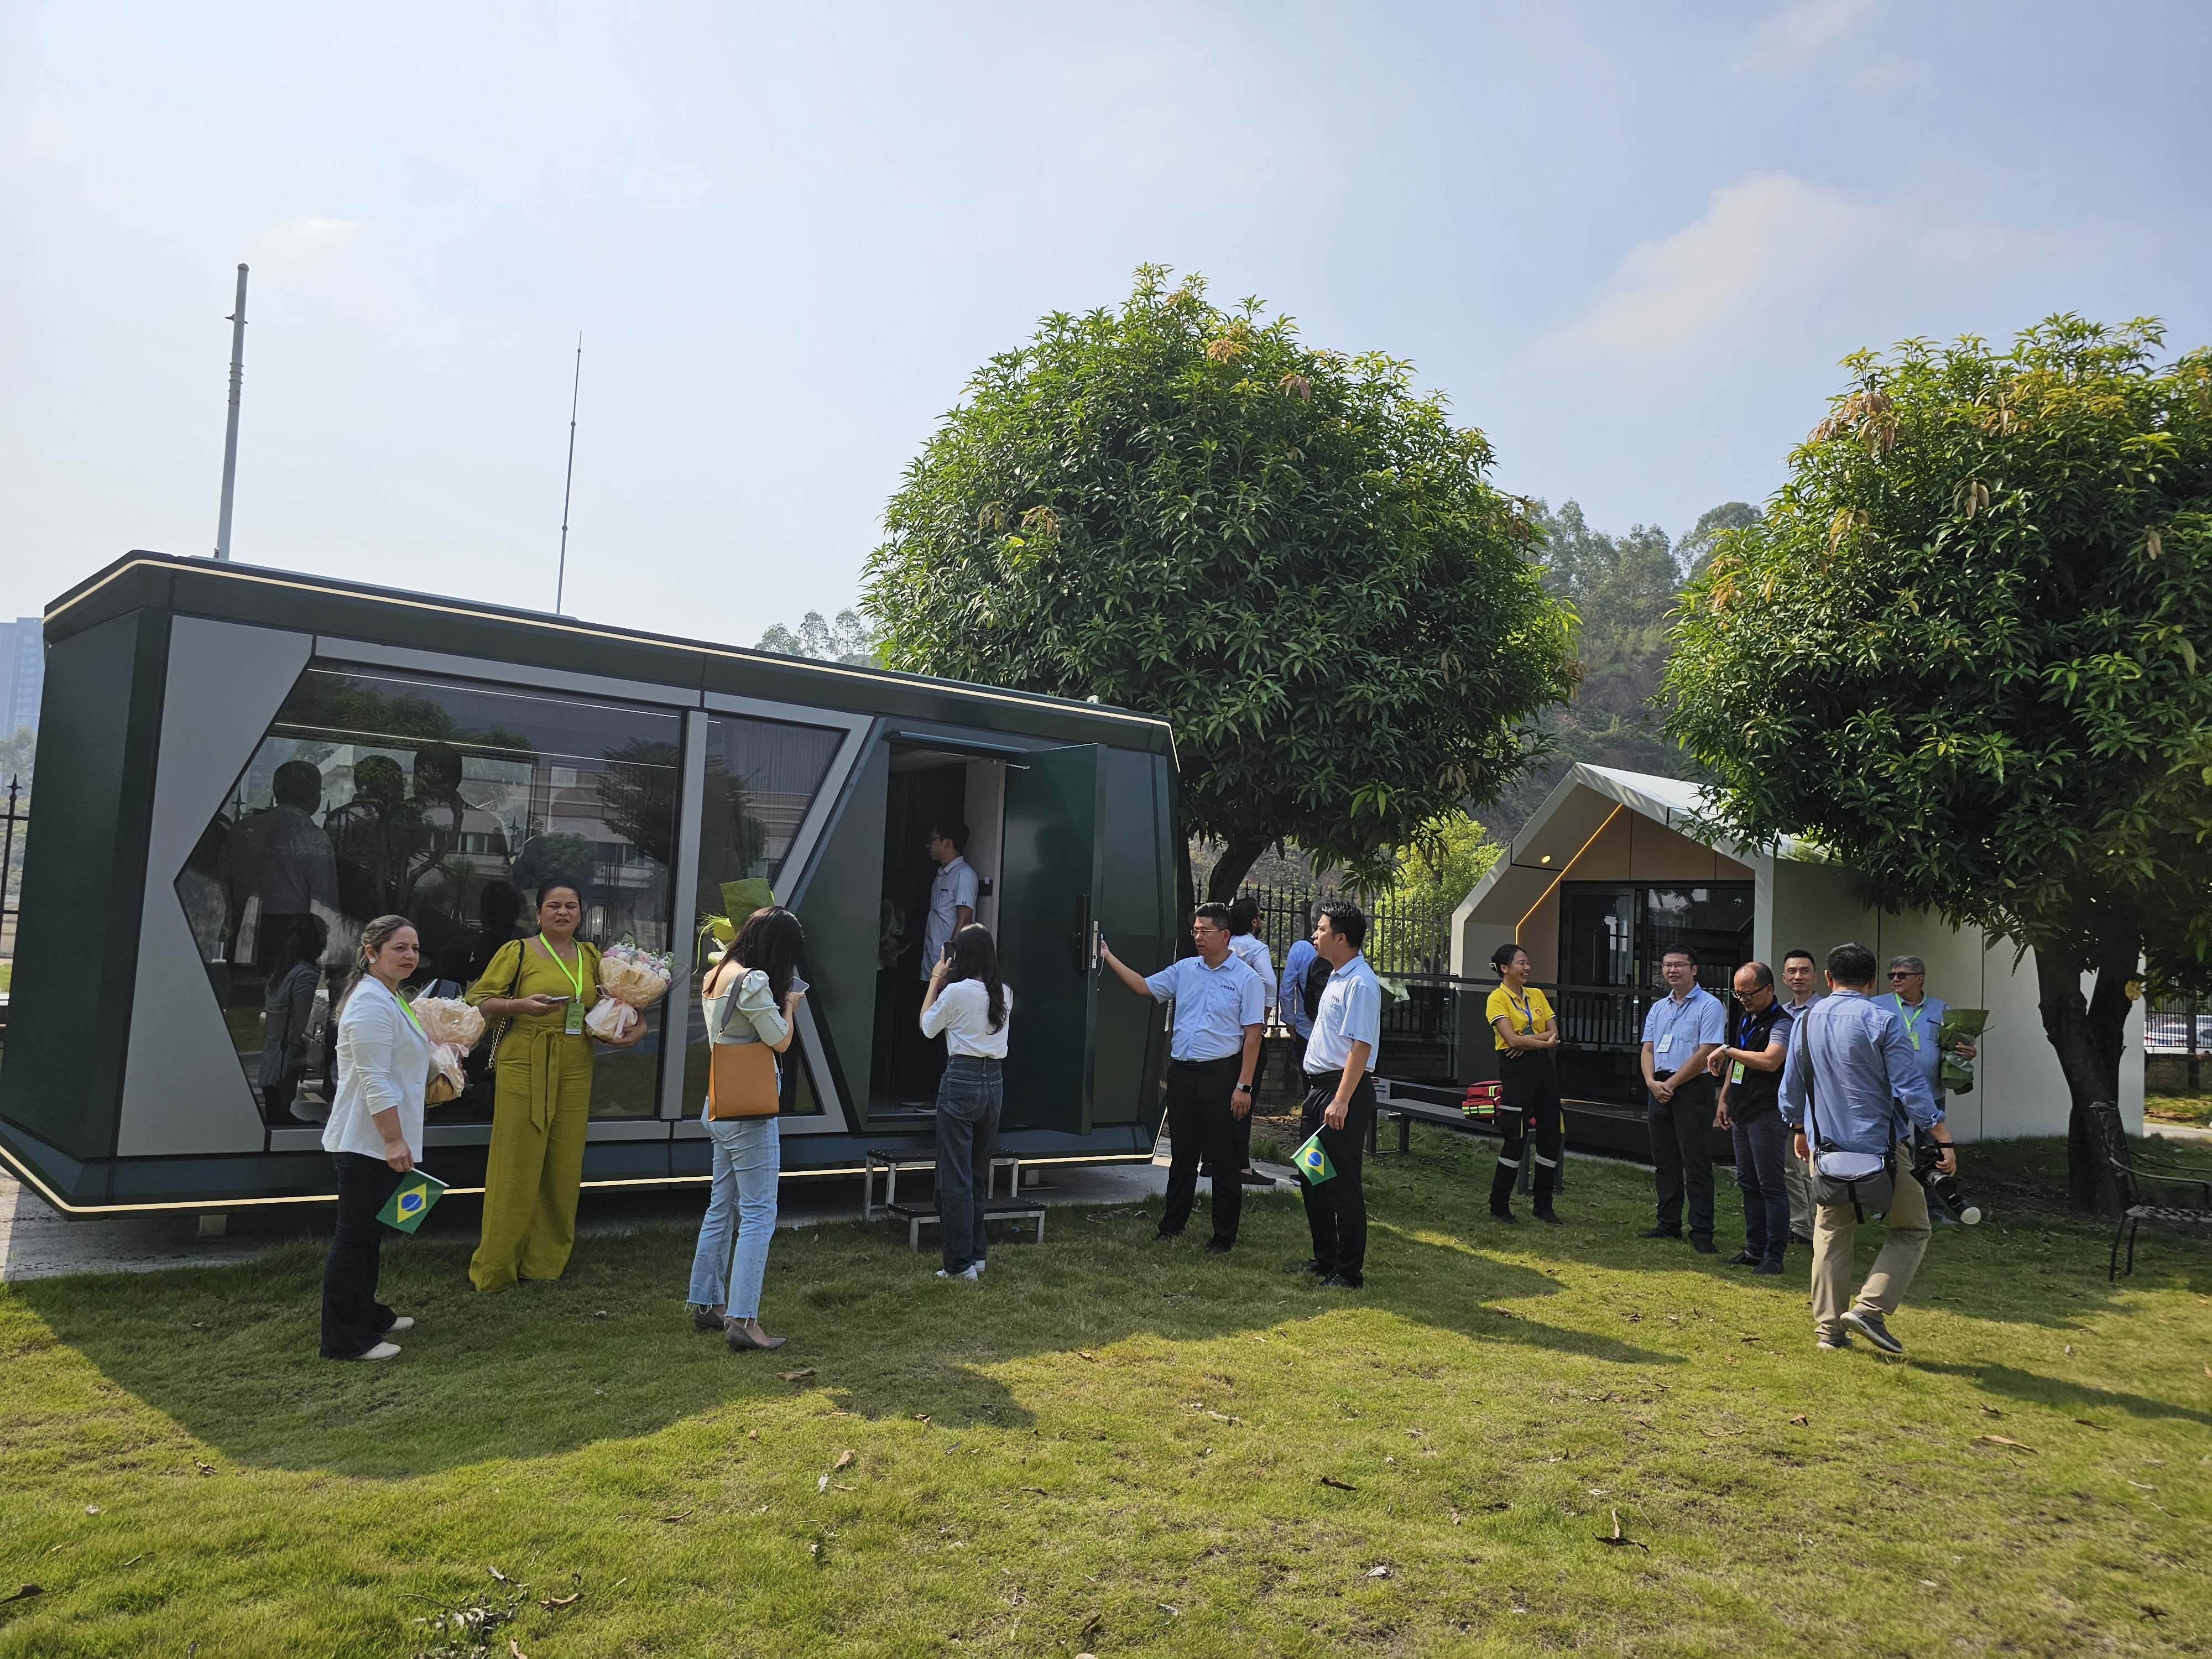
[
  {"xmin": 660, "ymin": 1509, "xmax": 695, "ymax": 1523},
  {"xmin": 193, "ymin": 1459, "xmax": 216, "ymax": 1476},
  {"xmin": 778, "ymin": 1369, "xmax": 816, "ymax": 1382},
  {"xmin": 915, "ymin": 1414, "xmax": 931, "ymax": 1423},
  {"xmin": 1981, "ymin": 1405, "xmax": 2003, "ymax": 1416},
  {"xmin": 833, "ymin": 1450, "xmax": 856, "ymax": 1472},
  {"xmin": 1019, "ymin": 1486, "xmax": 1050, "ymax": 1496},
  {"xmin": 1486, "ymin": 1306, "xmax": 1517, "ymax": 1318},
  {"xmin": 1448, "ymin": 1508, "xmax": 1462, "ymax": 1525},
  {"xmin": 1319, "ymin": 1476, "xmax": 1358, "ymax": 1491},
  {"xmin": 1077, "ymin": 1351, "xmax": 1098, "ymax": 1362},
  {"xmin": 1788, "ymin": 1415, "xmax": 1808, "ymax": 1426},
  {"xmin": 1977, "ymin": 1434, "xmax": 2038, "ymax": 1453},
  {"xmin": 488, "ymin": 1566, "xmax": 515, "ymax": 1584},
  {"xmin": 747, "ymin": 1430, "xmax": 760, "ymax": 1441},
  {"xmin": 539, "ymin": 1592, "xmax": 580, "ymax": 1610},
  {"xmin": 510, "ymin": 1640, "xmax": 529, "ymax": 1659},
  {"xmin": 1595, "ymin": 1509, "xmax": 1649, "ymax": 1551},
  {"xmin": 2074, "ymin": 1419, "xmax": 2108, "ymax": 1430},
  {"xmin": 1366, "ymin": 1565, "xmax": 1391, "ymax": 1578}
]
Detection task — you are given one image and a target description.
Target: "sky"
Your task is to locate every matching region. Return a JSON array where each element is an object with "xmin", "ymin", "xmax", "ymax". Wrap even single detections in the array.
[{"xmin": 3, "ymin": 0, "xmax": 2208, "ymax": 643}]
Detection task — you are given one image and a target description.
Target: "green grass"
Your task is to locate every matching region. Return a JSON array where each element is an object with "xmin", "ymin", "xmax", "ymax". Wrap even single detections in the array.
[
  {"xmin": 2, "ymin": 1137, "xmax": 2208, "ymax": 1657},
  {"xmin": 2146, "ymin": 1092, "xmax": 2212, "ymax": 1128}
]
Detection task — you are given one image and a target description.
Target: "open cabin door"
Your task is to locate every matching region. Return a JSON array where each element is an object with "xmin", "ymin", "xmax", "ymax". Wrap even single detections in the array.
[{"xmin": 997, "ymin": 745, "xmax": 1105, "ymax": 1135}]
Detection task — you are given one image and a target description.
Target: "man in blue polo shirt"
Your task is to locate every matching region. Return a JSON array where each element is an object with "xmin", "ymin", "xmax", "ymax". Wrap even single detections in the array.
[
  {"xmin": 1639, "ymin": 945, "xmax": 1727, "ymax": 1253},
  {"xmin": 1296, "ymin": 899, "xmax": 1385, "ymax": 1288},
  {"xmin": 1100, "ymin": 903, "xmax": 1265, "ymax": 1254}
]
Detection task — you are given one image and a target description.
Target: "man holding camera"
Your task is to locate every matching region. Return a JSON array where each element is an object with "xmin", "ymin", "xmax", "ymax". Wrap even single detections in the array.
[{"xmin": 1780, "ymin": 942, "xmax": 1955, "ymax": 1354}]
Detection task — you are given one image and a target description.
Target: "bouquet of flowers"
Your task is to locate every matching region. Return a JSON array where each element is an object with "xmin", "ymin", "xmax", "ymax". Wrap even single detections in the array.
[
  {"xmin": 587, "ymin": 941, "xmax": 675, "ymax": 1040},
  {"xmin": 411, "ymin": 996, "xmax": 487, "ymax": 1104}
]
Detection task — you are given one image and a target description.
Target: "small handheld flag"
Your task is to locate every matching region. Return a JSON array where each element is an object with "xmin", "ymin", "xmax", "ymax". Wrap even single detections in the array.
[
  {"xmin": 376, "ymin": 1170, "xmax": 448, "ymax": 1235},
  {"xmin": 1292, "ymin": 1130, "xmax": 1336, "ymax": 1185}
]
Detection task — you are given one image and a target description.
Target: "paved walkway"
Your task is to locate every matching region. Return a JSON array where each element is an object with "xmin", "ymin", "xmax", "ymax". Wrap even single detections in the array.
[{"xmin": 0, "ymin": 1148, "xmax": 1299, "ymax": 1282}]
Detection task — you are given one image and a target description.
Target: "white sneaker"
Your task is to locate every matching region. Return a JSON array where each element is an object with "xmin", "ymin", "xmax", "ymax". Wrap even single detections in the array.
[
  {"xmin": 933, "ymin": 1265, "xmax": 982, "ymax": 1281},
  {"xmin": 386, "ymin": 1316, "xmax": 415, "ymax": 1333},
  {"xmin": 973, "ymin": 1259, "xmax": 987, "ymax": 1275},
  {"xmin": 353, "ymin": 1342, "xmax": 401, "ymax": 1361}
]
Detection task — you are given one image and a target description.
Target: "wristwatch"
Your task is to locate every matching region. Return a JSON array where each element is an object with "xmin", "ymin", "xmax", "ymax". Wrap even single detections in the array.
[{"xmin": 1235, "ymin": 1083, "xmax": 1253, "ymax": 1094}]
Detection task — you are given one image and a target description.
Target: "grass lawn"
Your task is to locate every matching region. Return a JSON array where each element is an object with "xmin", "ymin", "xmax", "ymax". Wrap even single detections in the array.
[
  {"xmin": 2, "ymin": 1134, "xmax": 2208, "ymax": 1657},
  {"xmin": 2145, "ymin": 1092, "xmax": 2212, "ymax": 1128}
]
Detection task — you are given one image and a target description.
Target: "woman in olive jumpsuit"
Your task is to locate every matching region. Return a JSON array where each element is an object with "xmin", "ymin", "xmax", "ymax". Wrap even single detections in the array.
[{"xmin": 465, "ymin": 881, "xmax": 643, "ymax": 1291}]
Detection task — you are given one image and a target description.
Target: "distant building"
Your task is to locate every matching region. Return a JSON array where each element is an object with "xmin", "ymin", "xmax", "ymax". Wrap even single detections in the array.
[{"xmin": 0, "ymin": 618, "xmax": 43, "ymax": 734}]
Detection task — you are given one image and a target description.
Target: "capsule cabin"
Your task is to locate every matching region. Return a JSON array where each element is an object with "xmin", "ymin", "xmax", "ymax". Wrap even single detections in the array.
[{"xmin": 0, "ymin": 554, "xmax": 1178, "ymax": 1211}]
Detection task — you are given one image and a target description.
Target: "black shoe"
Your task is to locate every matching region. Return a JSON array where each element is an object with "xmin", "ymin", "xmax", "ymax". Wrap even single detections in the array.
[
  {"xmin": 1239, "ymin": 1168, "xmax": 1273, "ymax": 1186},
  {"xmin": 1725, "ymin": 1249, "xmax": 1761, "ymax": 1267},
  {"xmin": 1691, "ymin": 1237, "xmax": 1718, "ymax": 1255},
  {"xmin": 1287, "ymin": 1259, "xmax": 1328, "ymax": 1276},
  {"xmin": 1533, "ymin": 1208, "xmax": 1563, "ymax": 1227},
  {"xmin": 1152, "ymin": 1229, "xmax": 1182, "ymax": 1243},
  {"xmin": 1840, "ymin": 1308, "xmax": 1903, "ymax": 1354},
  {"xmin": 1205, "ymin": 1238, "xmax": 1234, "ymax": 1256},
  {"xmin": 1753, "ymin": 1259, "xmax": 1786, "ymax": 1276},
  {"xmin": 1319, "ymin": 1272, "xmax": 1363, "ymax": 1288},
  {"xmin": 1490, "ymin": 1206, "xmax": 1518, "ymax": 1224},
  {"xmin": 1790, "ymin": 1231, "xmax": 1814, "ymax": 1247},
  {"xmin": 1640, "ymin": 1226, "xmax": 1682, "ymax": 1240}
]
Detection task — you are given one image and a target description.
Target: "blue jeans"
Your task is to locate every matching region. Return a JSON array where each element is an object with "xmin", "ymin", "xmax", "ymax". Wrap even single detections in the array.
[
  {"xmin": 935, "ymin": 1056, "xmax": 1001, "ymax": 1272},
  {"xmin": 1730, "ymin": 1108, "xmax": 1792, "ymax": 1265},
  {"xmin": 687, "ymin": 1117, "xmax": 780, "ymax": 1318}
]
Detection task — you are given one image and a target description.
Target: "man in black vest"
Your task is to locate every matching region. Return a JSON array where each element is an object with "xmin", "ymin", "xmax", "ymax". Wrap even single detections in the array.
[{"xmin": 1707, "ymin": 960, "xmax": 1797, "ymax": 1275}]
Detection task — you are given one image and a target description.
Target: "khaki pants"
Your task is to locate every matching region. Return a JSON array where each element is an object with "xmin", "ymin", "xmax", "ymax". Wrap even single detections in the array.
[
  {"xmin": 1809, "ymin": 1141, "xmax": 1930, "ymax": 1340},
  {"xmin": 1782, "ymin": 1139, "xmax": 1815, "ymax": 1238}
]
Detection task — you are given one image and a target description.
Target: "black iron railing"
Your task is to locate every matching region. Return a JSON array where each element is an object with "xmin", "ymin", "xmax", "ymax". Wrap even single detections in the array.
[
  {"xmin": 0, "ymin": 775, "xmax": 24, "ymax": 968},
  {"xmin": 2146, "ymin": 994, "xmax": 2204, "ymax": 1092}
]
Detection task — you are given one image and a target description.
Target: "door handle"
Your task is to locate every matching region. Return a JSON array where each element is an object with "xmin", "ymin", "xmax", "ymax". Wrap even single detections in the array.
[{"xmin": 1072, "ymin": 895, "xmax": 1091, "ymax": 974}]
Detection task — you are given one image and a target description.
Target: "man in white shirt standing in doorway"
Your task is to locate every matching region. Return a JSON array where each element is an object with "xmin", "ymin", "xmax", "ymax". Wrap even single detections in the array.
[{"xmin": 921, "ymin": 823, "xmax": 979, "ymax": 981}]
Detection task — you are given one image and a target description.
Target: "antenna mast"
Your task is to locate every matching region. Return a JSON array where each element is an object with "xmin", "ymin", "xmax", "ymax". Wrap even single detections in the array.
[
  {"xmin": 213, "ymin": 263, "xmax": 249, "ymax": 560},
  {"xmin": 556, "ymin": 334, "xmax": 582, "ymax": 613}
]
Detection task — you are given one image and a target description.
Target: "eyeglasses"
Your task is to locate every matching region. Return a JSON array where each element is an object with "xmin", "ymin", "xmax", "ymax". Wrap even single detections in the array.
[{"xmin": 1887, "ymin": 971, "xmax": 1918, "ymax": 979}]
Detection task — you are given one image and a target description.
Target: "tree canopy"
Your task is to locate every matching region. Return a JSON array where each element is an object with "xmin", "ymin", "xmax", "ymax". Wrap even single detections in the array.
[
  {"xmin": 1663, "ymin": 316, "xmax": 2212, "ymax": 1203},
  {"xmin": 862, "ymin": 266, "xmax": 1578, "ymax": 903}
]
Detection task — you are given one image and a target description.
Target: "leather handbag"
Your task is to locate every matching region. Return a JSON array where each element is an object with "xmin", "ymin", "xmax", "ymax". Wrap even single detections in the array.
[{"xmin": 705, "ymin": 964, "xmax": 782, "ymax": 1119}]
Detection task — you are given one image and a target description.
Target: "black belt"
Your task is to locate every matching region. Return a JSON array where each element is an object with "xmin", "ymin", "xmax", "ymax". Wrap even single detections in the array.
[{"xmin": 1172, "ymin": 1053, "xmax": 1241, "ymax": 1067}]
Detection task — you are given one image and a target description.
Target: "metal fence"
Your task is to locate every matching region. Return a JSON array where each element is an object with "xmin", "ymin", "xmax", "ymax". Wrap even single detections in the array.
[
  {"xmin": 0, "ymin": 775, "xmax": 24, "ymax": 966},
  {"xmin": 1230, "ymin": 883, "xmax": 1453, "ymax": 980},
  {"xmin": 2147, "ymin": 994, "xmax": 2204, "ymax": 1092}
]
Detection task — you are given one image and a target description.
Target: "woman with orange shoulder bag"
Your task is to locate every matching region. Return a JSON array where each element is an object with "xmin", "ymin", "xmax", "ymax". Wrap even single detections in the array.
[{"xmin": 685, "ymin": 905, "xmax": 806, "ymax": 1352}]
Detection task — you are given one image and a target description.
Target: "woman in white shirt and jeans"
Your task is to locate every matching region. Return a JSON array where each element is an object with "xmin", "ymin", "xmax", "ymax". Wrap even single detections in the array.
[
  {"xmin": 320, "ymin": 915, "xmax": 431, "ymax": 1361},
  {"xmin": 921, "ymin": 924, "xmax": 1013, "ymax": 1281}
]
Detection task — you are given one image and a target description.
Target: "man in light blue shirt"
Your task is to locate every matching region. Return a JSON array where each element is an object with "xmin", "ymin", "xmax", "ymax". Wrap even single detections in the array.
[
  {"xmin": 1295, "ymin": 900, "xmax": 1385, "ymax": 1288},
  {"xmin": 1100, "ymin": 903, "xmax": 1264, "ymax": 1254},
  {"xmin": 920, "ymin": 823, "xmax": 979, "ymax": 979},
  {"xmin": 1639, "ymin": 946, "xmax": 1728, "ymax": 1253},
  {"xmin": 1877, "ymin": 954, "xmax": 1977, "ymax": 1111},
  {"xmin": 1780, "ymin": 941, "xmax": 1955, "ymax": 1355}
]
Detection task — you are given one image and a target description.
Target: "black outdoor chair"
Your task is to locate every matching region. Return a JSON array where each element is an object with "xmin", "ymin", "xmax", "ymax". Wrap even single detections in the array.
[{"xmin": 2085, "ymin": 1100, "xmax": 2212, "ymax": 1281}]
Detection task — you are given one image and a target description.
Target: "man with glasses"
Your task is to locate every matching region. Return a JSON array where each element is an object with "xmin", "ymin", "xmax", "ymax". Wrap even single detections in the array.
[
  {"xmin": 1879, "ymin": 955, "xmax": 1977, "ymax": 1219},
  {"xmin": 1707, "ymin": 961, "xmax": 1796, "ymax": 1274},
  {"xmin": 1099, "ymin": 904, "xmax": 1265, "ymax": 1255},
  {"xmin": 1779, "ymin": 949, "xmax": 1823, "ymax": 1245},
  {"xmin": 1639, "ymin": 946, "xmax": 1727, "ymax": 1253}
]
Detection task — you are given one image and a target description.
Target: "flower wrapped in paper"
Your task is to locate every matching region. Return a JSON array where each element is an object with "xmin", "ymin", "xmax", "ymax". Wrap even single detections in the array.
[
  {"xmin": 586, "ymin": 941, "xmax": 676, "ymax": 1040},
  {"xmin": 410, "ymin": 997, "xmax": 486, "ymax": 1052}
]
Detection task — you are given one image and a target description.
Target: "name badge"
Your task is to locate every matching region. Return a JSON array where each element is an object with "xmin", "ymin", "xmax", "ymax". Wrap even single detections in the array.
[
  {"xmin": 1729, "ymin": 1059, "xmax": 1745, "ymax": 1084},
  {"xmin": 565, "ymin": 1000, "xmax": 586, "ymax": 1036},
  {"xmin": 1657, "ymin": 1035, "xmax": 1672, "ymax": 1054}
]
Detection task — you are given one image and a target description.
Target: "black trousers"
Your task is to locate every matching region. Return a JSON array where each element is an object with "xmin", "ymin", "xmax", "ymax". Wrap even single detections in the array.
[
  {"xmin": 1160, "ymin": 1056, "xmax": 1244, "ymax": 1243},
  {"xmin": 1493, "ymin": 1052, "xmax": 1563, "ymax": 1211},
  {"xmin": 321, "ymin": 1151, "xmax": 403, "ymax": 1358},
  {"xmin": 1647, "ymin": 1072, "xmax": 1718, "ymax": 1241},
  {"xmin": 1298, "ymin": 1070, "xmax": 1376, "ymax": 1283}
]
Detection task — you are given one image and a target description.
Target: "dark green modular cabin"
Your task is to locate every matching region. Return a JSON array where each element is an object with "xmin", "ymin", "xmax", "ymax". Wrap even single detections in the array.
[{"xmin": 0, "ymin": 554, "xmax": 1178, "ymax": 1212}]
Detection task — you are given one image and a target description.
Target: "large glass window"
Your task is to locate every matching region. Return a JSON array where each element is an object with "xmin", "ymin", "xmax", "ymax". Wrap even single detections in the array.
[
  {"xmin": 179, "ymin": 664, "xmax": 682, "ymax": 1126},
  {"xmin": 678, "ymin": 714, "xmax": 845, "ymax": 1117}
]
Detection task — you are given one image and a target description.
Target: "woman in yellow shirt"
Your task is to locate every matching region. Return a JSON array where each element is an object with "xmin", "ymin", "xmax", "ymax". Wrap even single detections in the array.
[
  {"xmin": 1485, "ymin": 942, "xmax": 1563, "ymax": 1226},
  {"xmin": 465, "ymin": 881, "xmax": 643, "ymax": 1291}
]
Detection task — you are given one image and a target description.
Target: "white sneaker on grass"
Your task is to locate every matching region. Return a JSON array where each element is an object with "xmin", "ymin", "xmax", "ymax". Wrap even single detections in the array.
[
  {"xmin": 934, "ymin": 1265, "xmax": 982, "ymax": 1281},
  {"xmin": 386, "ymin": 1316, "xmax": 415, "ymax": 1333},
  {"xmin": 353, "ymin": 1342, "xmax": 401, "ymax": 1361}
]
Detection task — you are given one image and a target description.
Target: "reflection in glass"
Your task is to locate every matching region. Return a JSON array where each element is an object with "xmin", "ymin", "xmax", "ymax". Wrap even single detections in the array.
[
  {"xmin": 679, "ymin": 714, "xmax": 844, "ymax": 1117},
  {"xmin": 179, "ymin": 664, "xmax": 680, "ymax": 1127}
]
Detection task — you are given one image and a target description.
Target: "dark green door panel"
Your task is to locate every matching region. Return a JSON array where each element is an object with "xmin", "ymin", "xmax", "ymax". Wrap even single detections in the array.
[
  {"xmin": 998, "ymin": 745, "xmax": 1104, "ymax": 1134},
  {"xmin": 1092, "ymin": 749, "xmax": 1175, "ymax": 1125},
  {"xmin": 789, "ymin": 735, "xmax": 887, "ymax": 1128}
]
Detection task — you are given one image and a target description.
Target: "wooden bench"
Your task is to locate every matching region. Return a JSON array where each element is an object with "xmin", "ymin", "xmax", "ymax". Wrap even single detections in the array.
[
  {"xmin": 881, "ymin": 1200, "xmax": 1048, "ymax": 1252},
  {"xmin": 1364, "ymin": 1081, "xmax": 1565, "ymax": 1196}
]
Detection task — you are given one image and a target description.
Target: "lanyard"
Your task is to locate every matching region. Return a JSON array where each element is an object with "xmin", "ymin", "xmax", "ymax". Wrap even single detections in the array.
[
  {"xmin": 1507, "ymin": 987, "xmax": 1535, "ymax": 1034},
  {"xmin": 1898, "ymin": 999, "xmax": 1925, "ymax": 1050},
  {"xmin": 389, "ymin": 985, "xmax": 423, "ymax": 1036},
  {"xmin": 539, "ymin": 933, "xmax": 588, "ymax": 1002}
]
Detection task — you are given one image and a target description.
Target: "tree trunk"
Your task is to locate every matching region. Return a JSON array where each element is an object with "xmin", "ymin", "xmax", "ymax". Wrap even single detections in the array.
[
  {"xmin": 1203, "ymin": 836, "xmax": 1272, "ymax": 907},
  {"xmin": 2033, "ymin": 913, "xmax": 2141, "ymax": 1214}
]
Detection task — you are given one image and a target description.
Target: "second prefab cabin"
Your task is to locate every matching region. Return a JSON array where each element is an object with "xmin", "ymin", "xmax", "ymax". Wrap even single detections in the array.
[{"xmin": 0, "ymin": 554, "xmax": 1178, "ymax": 1212}]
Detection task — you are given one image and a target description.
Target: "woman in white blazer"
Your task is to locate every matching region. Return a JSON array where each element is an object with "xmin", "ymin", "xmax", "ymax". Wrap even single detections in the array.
[{"xmin": 320, "ymin": 914, "xmax": 430, "ymax": 1361}]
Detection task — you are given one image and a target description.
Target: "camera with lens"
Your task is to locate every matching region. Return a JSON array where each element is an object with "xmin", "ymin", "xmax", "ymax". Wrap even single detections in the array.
[{"xmin": 1910, "ymin": 1134, "xmax": 1983, "ymax": 1224}]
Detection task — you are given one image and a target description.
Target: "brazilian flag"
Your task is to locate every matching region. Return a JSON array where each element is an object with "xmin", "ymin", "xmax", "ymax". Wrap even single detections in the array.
[
  {"xmin": 377, "ymin": 1171, "xmax": 448, "ymax": 1234},
  {"xmin": 1292, "ymin": 1130, "xmax": 1336, "ymax": 1185}
]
